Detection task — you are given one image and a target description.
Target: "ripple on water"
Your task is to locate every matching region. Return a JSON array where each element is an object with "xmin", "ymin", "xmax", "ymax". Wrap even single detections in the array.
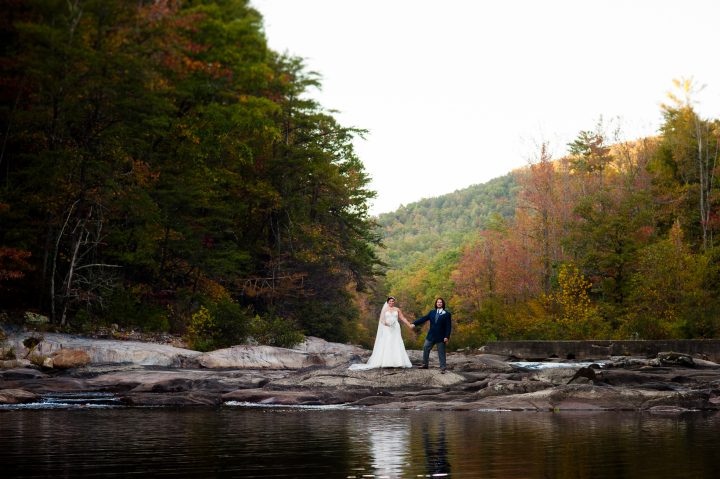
[
  {"xmin": 223, "ymin": 400, "xmax": 357, "ymax": 410},
  {"xmin": 0, "ymin": 408, "xmax": 718, "ymax": 478},
  {"xmin": 0, "ymin": 392, "xmax": 123, "ymax": 410}
]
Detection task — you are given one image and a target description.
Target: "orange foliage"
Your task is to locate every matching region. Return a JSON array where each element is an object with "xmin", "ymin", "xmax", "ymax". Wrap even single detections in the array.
[
  {"xmin": 453, "ymin": 229, "xmax": 541, "ymax": 308},
  {"xmin": 0, "ymin": 247, "xmax": 32, "ymax": 286}
]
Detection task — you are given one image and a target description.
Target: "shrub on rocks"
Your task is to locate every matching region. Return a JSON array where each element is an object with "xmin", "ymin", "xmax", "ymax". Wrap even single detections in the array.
[
  {"xmin": 24, "ymin": 312, "xmax": 49, "ymax": 326},
  {"xmin": 0, "ymin": 346, "xmax": 15, "ymax": 360},
  {"xmin": 29, "ymin": 353, "xmax": 47, "ymax": 368},
  {"xmin": 186, "ymin": 299, "xmax": 255, "ymax": 351},
  {"xmin": 249, "ymin": 314, "xmax": 304, "ymax": 349}
]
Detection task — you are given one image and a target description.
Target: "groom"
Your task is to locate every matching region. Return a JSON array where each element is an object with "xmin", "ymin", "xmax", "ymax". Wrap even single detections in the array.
[{"xmin": 413, "ymin": 298, "xmax": 452, "ymax": 373}]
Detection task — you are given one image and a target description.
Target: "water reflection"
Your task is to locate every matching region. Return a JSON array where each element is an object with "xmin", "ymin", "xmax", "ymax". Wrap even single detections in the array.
[
  {"xmin": 370, "ymin": 417, "xmax": 410, "ymax": 477},
  {"xmin": 1, "ymin": 408, "xmax": 719, "ymax": 478},
  {"xmin": 348, "ymin": 412, "xmax": 452, "ymax": 478},
  {"xmin": 421, "ymin": 417, "xmax": 451, "ymax": 477}
]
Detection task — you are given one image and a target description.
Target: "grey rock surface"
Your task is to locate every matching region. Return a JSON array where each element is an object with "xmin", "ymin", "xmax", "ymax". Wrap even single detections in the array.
[
  {"xmin": 2, "ymin": 333, "xmax": 720, "ymax": 410},
  {"xmin": 7, "ymin": 333, "xmax": 201, "ymax": 367}
]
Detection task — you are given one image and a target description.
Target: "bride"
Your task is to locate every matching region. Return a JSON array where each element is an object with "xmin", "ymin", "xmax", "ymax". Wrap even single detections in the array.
[{"xmin": 349, "ymin": 297, "xmax": 414, "ymax": 370}]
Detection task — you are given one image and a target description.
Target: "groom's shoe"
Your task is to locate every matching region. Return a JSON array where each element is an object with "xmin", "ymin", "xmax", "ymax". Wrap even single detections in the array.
[
  {"xmin": 440, "ymin": 368, "xmax": 447, "ymax": 374},
  {"xmin": 418, "ymin": 364, "xmax": 428, "ymax": 369}
]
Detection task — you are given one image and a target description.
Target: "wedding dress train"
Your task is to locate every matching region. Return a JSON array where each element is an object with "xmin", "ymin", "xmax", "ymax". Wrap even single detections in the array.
[{"xmin": 349, "ymin": 309, "xmax": 412, "ymax": 370}]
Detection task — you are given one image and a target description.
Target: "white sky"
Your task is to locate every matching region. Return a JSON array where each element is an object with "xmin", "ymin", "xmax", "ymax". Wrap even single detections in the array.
[{"xmin": 251, "ymin": 0, "xmax": 720, "ymax": 215}]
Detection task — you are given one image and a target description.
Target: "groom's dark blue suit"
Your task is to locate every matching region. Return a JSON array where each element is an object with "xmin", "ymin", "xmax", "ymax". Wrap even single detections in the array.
[
  {"xmin": 414, "ymin": 309, "xmax": 452, "ymax": 343},
  {"xmin": 413, "ymin": 309, "xmax": 452, "ymax": 369}
]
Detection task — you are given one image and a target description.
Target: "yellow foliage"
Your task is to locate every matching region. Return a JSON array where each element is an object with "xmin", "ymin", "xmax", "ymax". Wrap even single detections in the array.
[
  {"xmin": 198, "ymin": 277, "xmax": 231, "ymax": 301},
  {"xmin": 186, "ymin": 306, "xmax": 216, "ymax": 348},
  {"xmin": 543, "ymin": 263, "xmax": 604, "ymax": 339}
]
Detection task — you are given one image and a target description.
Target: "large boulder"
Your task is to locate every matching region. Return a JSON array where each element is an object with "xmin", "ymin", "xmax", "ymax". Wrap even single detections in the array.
[
  {"xmin": 293, "ymin": 336, "xmax": 368, "ymax": 366},
  {"xmin": 0, "ymin": 388, "xmax": 38, "ymax": 404},
  {"xmin": 7, "ymin": 333, "xmax": 201, "ymax": 367},
  {"xmin": 198, "ymin": 338, "xmax": 369, "ymax": 369},
  {"xmin": 51, "ymin": 349, "xmax": 91, "ymax": 369},
  {"xmin": 197, "ymin": 345, "xmax": 323, "ymax": 369},
  {"xmin": 4, "ymin": 333, "xmax": 383, "ymax": 370},
  {"xmin": 652, "ymin": 351, "xmax": 696, "ymax": 368}
]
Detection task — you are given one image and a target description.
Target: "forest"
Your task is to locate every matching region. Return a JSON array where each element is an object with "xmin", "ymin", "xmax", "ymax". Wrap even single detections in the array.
[
  {"xmin": 380, "ymin": 80, "xmax": 720, "ymax": 347},
  {"xmin": 0, "ymin": 0, "xmax": 381, "ymax": 349},
  {"xmin": 2, "ymin": 2, "xmax": 719, "ymax": 350}
]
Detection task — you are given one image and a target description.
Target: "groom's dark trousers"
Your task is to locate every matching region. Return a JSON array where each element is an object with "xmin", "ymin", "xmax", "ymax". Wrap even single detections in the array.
[
  {"xmin": 423, "ymin": 339, "xmax": 447, "ymax": 369},
  {"xmin": 413, "ymin": 309, "xmax": 452, "ymax": 368}
]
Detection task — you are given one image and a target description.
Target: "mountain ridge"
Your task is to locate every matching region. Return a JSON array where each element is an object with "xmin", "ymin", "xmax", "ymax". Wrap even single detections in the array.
[{"xmin": 376, "ymin": 172, "xmax": 520, "ymax": 270}]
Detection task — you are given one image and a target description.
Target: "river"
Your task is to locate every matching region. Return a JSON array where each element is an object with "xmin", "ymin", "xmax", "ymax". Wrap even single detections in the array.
[{"xmin": 1, "ymin": 405, "xmax": 719, "ymax": 478}]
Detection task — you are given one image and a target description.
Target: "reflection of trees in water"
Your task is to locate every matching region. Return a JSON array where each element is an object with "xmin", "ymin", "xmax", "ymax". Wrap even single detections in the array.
[
  {"xmin": 3, "ymin": 409, "xmax": 720, "ymax": 477},
  {"xmin": 425, "ymin": 411, "xmax": 720, "ymax": 478}
]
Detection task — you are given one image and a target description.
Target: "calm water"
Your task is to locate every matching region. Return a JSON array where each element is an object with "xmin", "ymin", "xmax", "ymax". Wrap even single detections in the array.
[{"xmin": 1, "ymin": 406, "xmax": 719, "ymax": 478}]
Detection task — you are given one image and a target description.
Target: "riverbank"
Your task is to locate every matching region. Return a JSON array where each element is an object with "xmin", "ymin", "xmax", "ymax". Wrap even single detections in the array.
[{"xmin": 2, "ymin": 332, "xmax": 720, "ymax": 411}]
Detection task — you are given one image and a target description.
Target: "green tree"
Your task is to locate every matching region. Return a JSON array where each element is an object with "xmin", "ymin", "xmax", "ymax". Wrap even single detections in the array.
[
  {"xmin": 622, "ymin": 221, "xmax": 718, "ymax": 338},
  {"xmin": 652, "ymin": 78, "xmax": 720, "ymax": 251},
  {"xmin": 0, "ymin": 0, "xmax": 381, "ymax": 344}
]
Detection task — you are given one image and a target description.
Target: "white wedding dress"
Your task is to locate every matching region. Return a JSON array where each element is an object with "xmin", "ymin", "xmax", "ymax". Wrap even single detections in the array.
[{"xmin": 349, "ymin": 309, "xmax": 412, "ymax": 370}]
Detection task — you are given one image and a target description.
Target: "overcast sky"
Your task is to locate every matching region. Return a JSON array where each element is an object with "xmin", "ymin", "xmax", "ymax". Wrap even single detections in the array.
[{"xmin": 251, "ymin": 0, "xmax": 720, "ymax": 215}]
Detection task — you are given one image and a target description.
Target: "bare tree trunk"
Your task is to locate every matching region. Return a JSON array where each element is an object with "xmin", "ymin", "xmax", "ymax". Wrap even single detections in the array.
[
  {"xmin": 60, "ymin": 223, "xmax": 86, "ymax": 326},
  {"xmin": 51, "ymin": 200, "xmax": 79, "ymax": 322},
  {"xmin": 694, "ymin": 117, "xmax": 717, "ymax": 251},
  {"xmin": 696, "ymin": 118, "xmax": 708, "ymax": 250}
]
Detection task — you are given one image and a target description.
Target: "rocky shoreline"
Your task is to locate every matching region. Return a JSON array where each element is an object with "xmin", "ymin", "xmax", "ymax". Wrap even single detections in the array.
[{"xmin": 2, "ymin": 332, "xmax": 720, "ymax": 412}]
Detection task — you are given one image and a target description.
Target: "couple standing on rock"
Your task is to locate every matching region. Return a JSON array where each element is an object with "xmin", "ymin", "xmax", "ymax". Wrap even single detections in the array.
[{"xmin": 349, "ymin": 297, "xmax": 452, "ymax": 373}]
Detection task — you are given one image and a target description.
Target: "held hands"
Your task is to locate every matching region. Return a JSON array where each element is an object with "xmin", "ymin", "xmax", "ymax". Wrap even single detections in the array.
[{"xmin": 406, "ymin": 323, "xmax": 417, "ymax": 338}]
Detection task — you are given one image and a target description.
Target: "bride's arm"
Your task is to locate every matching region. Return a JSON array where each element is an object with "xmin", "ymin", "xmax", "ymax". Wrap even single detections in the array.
[{"xmin": 398, "ymin": 309, "xmax": 413, "ymax": 328}]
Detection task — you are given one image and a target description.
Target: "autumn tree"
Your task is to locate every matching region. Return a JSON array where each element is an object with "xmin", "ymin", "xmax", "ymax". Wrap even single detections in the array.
[
  {"xmin": 653, "ymin": 78, "xmax": 720, "ymax": 251},
  {"xmin": 622, "ymin": 221, "xmax": 718, "ymax": 338},
  {"xmin": 542, "ymin": 263, "xmax": 606, "ymax": 339},
  {"xmin": 515, "ymin": 143, "xmax": 572, "ymax": 294},
  {"xmin": 0, "ymin": 0, "xmax": 381, "ymax": 343}
]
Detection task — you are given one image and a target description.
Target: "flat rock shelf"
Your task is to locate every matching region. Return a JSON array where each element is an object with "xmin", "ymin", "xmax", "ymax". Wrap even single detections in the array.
[{"xmin": 2, "ymin": 334, "xmax": 720, "ymax": 411}]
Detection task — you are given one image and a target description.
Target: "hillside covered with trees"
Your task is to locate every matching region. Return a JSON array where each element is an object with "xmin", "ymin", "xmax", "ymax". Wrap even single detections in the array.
[
  {"xmin": 377, "ymin": 173, "xmax": 519, "ymax": 269},
  {"xmin": 2, "ymin": 2, "xmax": 718, "ymax": 350},
  {"xmin": 381, "ymin": 80, "xmax": 720, "ymax": 347},
  {"xmin": 0, "ymin": 0, "xmax": 381, "ymax": 348}
]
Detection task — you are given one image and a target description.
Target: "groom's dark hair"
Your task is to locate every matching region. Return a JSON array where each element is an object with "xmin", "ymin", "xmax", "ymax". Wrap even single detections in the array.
[{"xmin": 435, "ymin": 297, "xmax": 446, "ymax": 308}]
